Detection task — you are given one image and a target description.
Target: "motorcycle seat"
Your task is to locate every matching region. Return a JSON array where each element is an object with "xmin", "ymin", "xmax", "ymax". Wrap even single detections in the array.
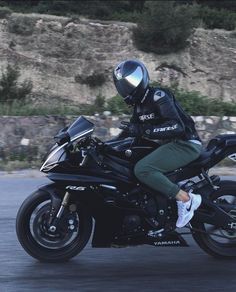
[
  {"xmin": 189, "ymin": 149, "xmax": 214, "ymax": 168},
  {"xmin": 187, "ymin": 137, "xmax": 224, "ymax": 168}
]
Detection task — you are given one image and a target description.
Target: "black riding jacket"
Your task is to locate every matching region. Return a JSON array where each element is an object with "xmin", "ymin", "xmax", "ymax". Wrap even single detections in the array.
[{"xmin": 130, "ymin": 87, "xmax": 201, "ymax": 141}]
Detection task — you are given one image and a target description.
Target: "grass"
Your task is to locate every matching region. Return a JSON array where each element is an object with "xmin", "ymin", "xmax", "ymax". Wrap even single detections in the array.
[
  {"xmin": 0, "ymin": 102, "xmax": 95, "ymax": 116},
  {"xmin": 2, "ymin": 87, "xmax": 236, "ymax": 116},
  {"xmin": 0, "ymin": 94, "xmax": 130, "ymax": 116}
]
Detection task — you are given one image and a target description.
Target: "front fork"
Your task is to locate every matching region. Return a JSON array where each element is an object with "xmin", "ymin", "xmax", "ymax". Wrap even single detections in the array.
[{"xmin": 48, "ymin": 191, "xmax": 71, "ymax": 232}]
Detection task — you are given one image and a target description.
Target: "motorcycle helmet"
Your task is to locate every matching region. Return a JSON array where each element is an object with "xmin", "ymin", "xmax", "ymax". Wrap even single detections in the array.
[{"xmin": 113, "ymin": 60, "xmax": 150, "ymax": 105}]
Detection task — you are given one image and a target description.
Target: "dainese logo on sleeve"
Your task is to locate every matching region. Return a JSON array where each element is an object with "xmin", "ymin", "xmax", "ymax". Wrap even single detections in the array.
[{"xmin": 154, "ymin": 90, "xmax": 165, "ymax": 101}]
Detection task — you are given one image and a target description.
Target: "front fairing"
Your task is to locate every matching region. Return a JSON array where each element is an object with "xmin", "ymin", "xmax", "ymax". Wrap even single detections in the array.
[
  {"xmin": 40, "ymin": 144, "xmax": 68, "ymax": 172},
  {"xmin": 40, "ymin": 116, "xmax": 94, "ymax": 172},
  {"xmin": 67, "ymin": 116, "xmax": 94, "ymax": 142}
]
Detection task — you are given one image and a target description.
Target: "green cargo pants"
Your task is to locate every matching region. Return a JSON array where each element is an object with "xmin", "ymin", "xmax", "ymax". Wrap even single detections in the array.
[{"xmin": 134, "ymin": 140, "xmax": 202, "ymax": 198}]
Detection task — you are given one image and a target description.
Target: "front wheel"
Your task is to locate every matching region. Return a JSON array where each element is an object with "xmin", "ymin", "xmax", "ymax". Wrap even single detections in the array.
[
  {"xmin": 16, "ymin": 190, "xmax": 92, "ymax": 262},
  {"xmin": 192, "ymin": 180, "xmax": 236, "ymax": 259}
]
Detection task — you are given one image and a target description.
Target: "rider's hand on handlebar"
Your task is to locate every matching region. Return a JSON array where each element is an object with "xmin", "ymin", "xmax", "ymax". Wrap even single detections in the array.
[{"xmin": 119, "ymin": 121, "xmax": 144, "ymax": 137}]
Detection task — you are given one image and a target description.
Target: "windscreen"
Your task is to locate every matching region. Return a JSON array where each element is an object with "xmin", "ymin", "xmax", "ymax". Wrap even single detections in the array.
[{"xmin": 67, "ymin": 116, "xmax": 94, "ymax": 141}]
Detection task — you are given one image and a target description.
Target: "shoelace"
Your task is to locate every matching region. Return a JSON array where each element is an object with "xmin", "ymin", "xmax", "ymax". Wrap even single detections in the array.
[{"xmin": 178, "ymin": 199, "xmax": 192, "ymax": 216}]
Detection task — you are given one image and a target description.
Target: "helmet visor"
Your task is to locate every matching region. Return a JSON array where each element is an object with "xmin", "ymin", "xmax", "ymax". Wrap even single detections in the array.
[{"xmin": 115, "ymin": 66, "xmax": 143, "ymax": 98}]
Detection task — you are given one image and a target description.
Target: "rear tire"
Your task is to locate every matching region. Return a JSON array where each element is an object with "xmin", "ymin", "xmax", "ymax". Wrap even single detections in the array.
[
  {"xmin": 192, "ymin": 180, "xmax": 236, "ymax": 259},
  {"xmin": 16, "ymin": 190, "xmax": 92, "ymax": 262}
]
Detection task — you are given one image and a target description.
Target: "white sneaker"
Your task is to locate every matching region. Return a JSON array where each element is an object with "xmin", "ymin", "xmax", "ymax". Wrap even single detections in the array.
[{"xmin": 176, "ymin": 192, "xmax": 202, "ymax": 228}]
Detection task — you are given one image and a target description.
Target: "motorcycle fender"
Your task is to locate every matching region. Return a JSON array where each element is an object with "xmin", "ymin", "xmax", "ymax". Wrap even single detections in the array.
[
  {"xmin": 38, "ymin": 183, "xmax": 64, "ymax": 213},
  {"xmin": 219, "ymin": 136, "xmax": 236, "ymax": 158}
]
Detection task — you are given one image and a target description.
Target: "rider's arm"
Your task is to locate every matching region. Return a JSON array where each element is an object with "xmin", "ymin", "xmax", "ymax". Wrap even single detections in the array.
[
  {"xmin": 117, "ymin": 105, "xmax": 138, "ymax": 138},
  {"xmin": 142, "ymin": 91, "xmax": 185, "ymax": 140}
]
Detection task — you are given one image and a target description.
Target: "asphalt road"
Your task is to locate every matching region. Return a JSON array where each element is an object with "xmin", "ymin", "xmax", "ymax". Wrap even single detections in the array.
[{"xmin": 1, "ymin": 172, "xmax": 236, "ymax": 292}]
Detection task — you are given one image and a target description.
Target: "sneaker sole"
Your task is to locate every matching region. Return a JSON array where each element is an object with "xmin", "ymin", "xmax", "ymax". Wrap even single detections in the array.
[{"xmin": 176, "ymin": 210, "xmax": 194, "ymax": 228}]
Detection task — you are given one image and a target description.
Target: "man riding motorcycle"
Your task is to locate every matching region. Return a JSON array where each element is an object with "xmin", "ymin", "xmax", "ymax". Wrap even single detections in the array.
[{"xmin": 113, "ymin": 59, "xmax": 203, "ymax": 228}]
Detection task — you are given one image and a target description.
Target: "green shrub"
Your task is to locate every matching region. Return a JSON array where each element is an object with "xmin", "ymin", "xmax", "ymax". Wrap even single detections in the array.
[
  {"xmin": 0, "ymin": 64, "xmax": 33, "ymax": 105},
  {"xmin": 94, "ymin": 94, "xmax": 106, "ymax": 111},
  {"xmin": 133, "ymin": 1, "xmax": 199, "ymax": 54},
  {"xmin": 33, "ymin": 1, "xmax": 51, "ymax": 14},
  {"xmin": 81, "ymin": 95, "xmax": 106, "ymax": 115},
  {"xmin": 87, "ymin": 2, "xmax": 111, "ymax": 19},
  {"xmin": 151, "ymin": 82, "xmax": 236, "ymax": 116},
  {"xmin": 2, "ymin": 0, "xmax": 142, "ymax": 20},
  {"xmin": 199, "ymin": 6, "xmax": 236, "ymax": 30},
  {"xmin": 106, "ymin": 95, "xmax": 131, "ymax": 115},
  {"xmin": 77, "ymin": 1, "xmax": 133, "ymax": 19},
  {"xmin": 196, "ymin": 0, "xmax": 236, "ymax": 13},
  {"xmin": 0, "ymin": 100, "xmax": 89, "ymax": 116},
  {"xmin": 34, "ymin": 0, "xmax": 118, "ymax": 18},
  {"xmin": 1, "ymin": 88, "xmax": 236, "ymax": 117},
  {"xmin": 0, "ymin": 6, "xmax": 11, "ymax": 18},
  {"xmin": 0, "ymin": 1, "xmax": 7, "ymax": 7},
  {"xmin": 75, "ymin": 73, "xmax": 106, "ymax": 88},
  {"xmin": 35, "ymin": 0, "xmax": 75, "ymax": 16},
  {"xmin": 175, "ymin": 88, "xmax": 236, "ymax": 116},
  {"xmin": 109, "ymin": 10, "xmax": 142, "ymax": 23}
]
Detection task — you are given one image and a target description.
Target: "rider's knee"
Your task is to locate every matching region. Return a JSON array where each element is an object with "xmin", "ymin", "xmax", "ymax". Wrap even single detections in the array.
[
  {"xmin": 134, "ymin": 161, "xmax": 143, "ymax": 179},
  {"xmin": 134, "ymin": 161, "xmax": 150, "ymax": 179}
]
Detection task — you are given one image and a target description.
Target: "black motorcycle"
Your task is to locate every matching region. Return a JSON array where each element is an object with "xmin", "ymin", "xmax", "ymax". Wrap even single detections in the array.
[{"xmin": 16, "ymin": 116, "xmax": 236, "ymax": 262}]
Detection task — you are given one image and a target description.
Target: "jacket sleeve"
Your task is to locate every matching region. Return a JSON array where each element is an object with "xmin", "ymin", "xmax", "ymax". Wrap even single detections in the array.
[
  {"xmin": 117, "ymin": 105, "xmax": 138, "ymax": 138},
  {"xmin": 130, "ymin": 104, "xmax": 139, "ymax": 123},
  {"xmin": 143, "ymin": 90, "xmax": 185, "ymax": 140}
]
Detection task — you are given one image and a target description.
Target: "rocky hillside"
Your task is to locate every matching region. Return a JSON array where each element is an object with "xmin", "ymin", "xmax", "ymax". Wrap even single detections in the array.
[{"xmin": 0, "ymin": 13, "xmax": 236, "ymax": 104}]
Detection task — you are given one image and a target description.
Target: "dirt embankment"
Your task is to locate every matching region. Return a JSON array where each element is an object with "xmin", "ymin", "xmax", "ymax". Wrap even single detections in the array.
[{"xmin": 0, "ymin": 13, "xmax": 236, "ymax": 104}]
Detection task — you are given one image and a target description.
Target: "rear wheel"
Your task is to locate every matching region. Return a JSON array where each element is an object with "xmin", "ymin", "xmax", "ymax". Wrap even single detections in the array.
[
  {"xmin": 16, "ymin": 190, "xmax": 92, "ymax": 262},
  {"xmin": 192, "ymin": 181, "xmax": 236, "ymax": 258}
]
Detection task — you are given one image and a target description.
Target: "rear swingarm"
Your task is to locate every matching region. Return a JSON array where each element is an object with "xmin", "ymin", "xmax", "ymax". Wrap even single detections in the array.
[{"xmin": 194, "ymin": 197, "xmax": 236, "ymax": 230}]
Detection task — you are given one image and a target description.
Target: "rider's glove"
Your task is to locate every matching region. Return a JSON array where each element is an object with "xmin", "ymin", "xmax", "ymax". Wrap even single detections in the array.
[{"xmin": 119, "ymin": 121, "xmax": 144, "ymax": 137}]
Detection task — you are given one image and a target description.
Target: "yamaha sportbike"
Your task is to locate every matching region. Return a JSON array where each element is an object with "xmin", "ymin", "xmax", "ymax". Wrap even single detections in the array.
[{"xmin": 16, "ymin": 116, "xmax": 236, "ymax": 262}]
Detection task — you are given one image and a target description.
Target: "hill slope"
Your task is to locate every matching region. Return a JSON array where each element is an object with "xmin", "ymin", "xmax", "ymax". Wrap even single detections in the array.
[{"xmin": 0, "ymin": 13, "xmax": 236, "ymax": 104}]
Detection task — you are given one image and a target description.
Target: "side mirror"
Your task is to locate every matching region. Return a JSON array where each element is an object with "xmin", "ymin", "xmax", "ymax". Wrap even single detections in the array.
[{"xmin": 54, "ymin": 132, "xmax": 70, "ymax": 145}]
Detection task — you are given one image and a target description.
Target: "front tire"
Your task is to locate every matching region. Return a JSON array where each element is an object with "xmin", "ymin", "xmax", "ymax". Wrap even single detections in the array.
[
  {"xmin": 192, "ymin": 180, "xmax": 236, "ymax": 259},
  {"xmin": 16, "ymin": 190, "xmax": 92, "ymax": 262}
]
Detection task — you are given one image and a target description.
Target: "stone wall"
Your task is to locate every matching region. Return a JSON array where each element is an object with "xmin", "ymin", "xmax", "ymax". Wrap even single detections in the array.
[{"xmin": 1, "ymin": 115, "xmax": 236, "ymax": 163}]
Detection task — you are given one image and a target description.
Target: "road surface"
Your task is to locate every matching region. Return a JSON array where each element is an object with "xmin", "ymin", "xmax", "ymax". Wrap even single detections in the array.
[{"xmin": 0, "ymin": 171, "xmax": 236, "ymax": 292}]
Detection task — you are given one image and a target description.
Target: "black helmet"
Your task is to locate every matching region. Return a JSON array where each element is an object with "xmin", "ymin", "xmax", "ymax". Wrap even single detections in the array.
[{"xmin": 113, "ymin": 60, "xmax": 150, "ymax": 105}]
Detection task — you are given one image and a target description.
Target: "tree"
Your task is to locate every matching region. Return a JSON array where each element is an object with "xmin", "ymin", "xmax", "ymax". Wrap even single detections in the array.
[
  {"xmin": 0, "ymin": 64, "xmax": 33, "ymax": 105},
  {"xmin": 133, "ymin": 1, "xmax": 198, "ymax": 54},
  {"xmin": 196, "ymin": 0, "xmax": 236, "ymax": 12}
]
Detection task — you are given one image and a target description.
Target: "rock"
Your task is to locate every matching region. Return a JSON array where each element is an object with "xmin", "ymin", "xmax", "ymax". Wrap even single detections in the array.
[
  {"xmin": 103, "ymin": 111, "xmax": 111, "ymax": 116},
  {"xmin": 205, "ymin": 118, "xmax": 214, "ymax": 124},
  {"xmin": 47, "ymin": 21, "xmax": 63, "ymax": 32},
  {"xmin": 20, "ymin": 138, "xmax": 30, "ymax": 146},
  {"xmin": 0, "ymin": 13, "xmax": 235, "ymax": 104},
  {"xmin": 110, "ymin": 127, "xmax": 121, "ymax": 137}
]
